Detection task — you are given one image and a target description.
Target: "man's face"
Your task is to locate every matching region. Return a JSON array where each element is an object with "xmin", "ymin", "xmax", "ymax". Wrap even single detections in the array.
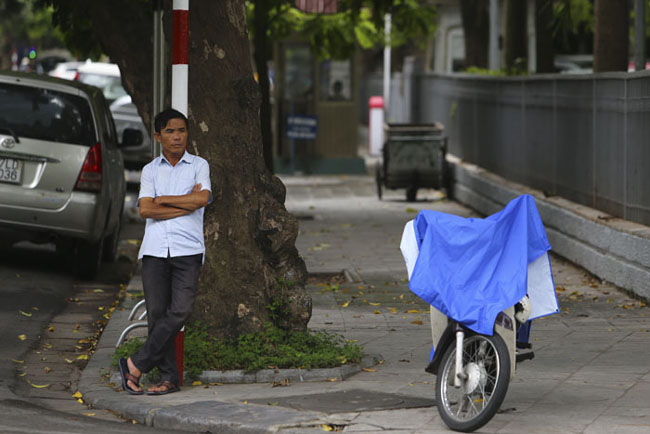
[{"xmin": 155, "ymin": 117, "xmax": 188, "ymax": 160}]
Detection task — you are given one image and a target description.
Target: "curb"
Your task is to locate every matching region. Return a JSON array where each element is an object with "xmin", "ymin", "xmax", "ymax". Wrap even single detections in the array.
[{"xmin": 449, "ymin": 155, "xmax": 650, "ymax": 299}]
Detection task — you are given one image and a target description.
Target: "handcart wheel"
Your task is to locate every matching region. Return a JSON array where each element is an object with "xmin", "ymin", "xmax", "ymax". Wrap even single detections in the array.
[
  {"xmin": 406, "ymin": 187, "xmax": 417, "ymax": 202},
  {"xmin": 436, "ymin": 333, "xmax": 510, "ymax": 432},
  {"xmin": 375, "ymin": 162, "xmax": 383, "ymax": 200}
]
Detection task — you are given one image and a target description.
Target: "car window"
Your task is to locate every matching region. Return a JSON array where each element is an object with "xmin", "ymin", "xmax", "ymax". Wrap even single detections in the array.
[
  {"xmin": 0, "ymin": 82, "xmax": 96, "ymax": 146},
  {"xmin": 77, "ymin": 73, "xmax": 127, "ymax": 103}
]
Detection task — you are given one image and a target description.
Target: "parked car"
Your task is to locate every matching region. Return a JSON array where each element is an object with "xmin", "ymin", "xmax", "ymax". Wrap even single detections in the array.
[
  {"xmin": 76, "ymin": 62, "xmax": 152, "ymax": 169},
  {"xmin": 0, "ymin": 71, "xmax": 142, "ymax": 278},
  {"xmin": 48, "ymin": 60, "xmax": 85, "ymax": 81},
  {"xmin": 554, "ymin": 54, "xmax": 593, "ymax": 74},
  {"xmin": 110, "ymin": 95, "xmax": 152, "ymax": 170}
]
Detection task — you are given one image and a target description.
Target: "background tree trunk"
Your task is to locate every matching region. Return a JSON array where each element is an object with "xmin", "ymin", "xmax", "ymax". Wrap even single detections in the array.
[
  {"xmin": 82, "ymin": 0, "xmax": 310, "ymax": 339},
  {"xmin": 253, "ymin": 0, "xmax": 274, "ymax": 174},
  {"xmin": 503, "ymin": 0, "xmax": 527, "ymax": 71},
  {"xmin": 460, "ymin": 0, "xmax": 489, "ymax": 69},
  {"xmin": 594, "ymin": 0, "xmax": 629, "ymax": 72},
  {"xmin": 536, "ymin": 0, "xmax": 554, "ymax": 73}
]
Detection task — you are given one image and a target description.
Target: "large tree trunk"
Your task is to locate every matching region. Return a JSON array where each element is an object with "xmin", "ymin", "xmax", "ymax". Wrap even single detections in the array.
[
  {"xmin": 503, "ymin": 0, "xmax": 527, "ymax": 71},
  {"xmin": 83, "ymin": 0, "xmax": 310, "ymax": 339},
  {"xmin": 460, "ymin": 0, "xmax": 489, "ymax": 69},
  {"xmin": 594, "ymin": 0, "xmax": 629, "ymax": 72},
  {"xmin": 536, "ymin": 0, "xmax": 554, "ymax": 73}
]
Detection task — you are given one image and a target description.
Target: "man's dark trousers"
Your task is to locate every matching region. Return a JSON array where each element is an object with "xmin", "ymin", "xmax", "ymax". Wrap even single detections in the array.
[{"xmin": 131, "ymin": 253, "xmax": 202, "ymax": 385}]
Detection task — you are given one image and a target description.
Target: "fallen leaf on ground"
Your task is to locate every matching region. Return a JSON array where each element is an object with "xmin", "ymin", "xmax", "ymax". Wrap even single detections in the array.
[
  {"xmin": 48, "ymin": 326, "xmax": 55, "ymax": 332},
  {"xmin": 77, "ymin": 355, "xmax": 89, "ymax": 360},
  {"xmin": 406, "ymin": 309, "xmax": 421, "ymax": 314},
  {"xmin": 72, "ymin": 391, "xmax": 83, "ymax": 399},
  {"xmin": 65, "ymin": 358, "xmax": 74, "ymax": 364},
  {"xmin": 44, "ymin": 367, "xmax": 52, "ymax": 373},
  {"xmin": 84, "ymin": 413, "xmax": 96, "ymax": 416},
  {"xmin": 362, "ymin": 368, "xmax": 376, "ymax": 372},
  {"xmin": 374, "ymin": 310, "xmax": 381, "ymax": 314},
  {"xmin": 341, "ymin": 301, "xmax": 350, "ymax": 308},
  {"xmin": 369, "ymin": 302, "xmax": 380, "ymax": 306},
  {"xmin": 327, "ymin": 378, "xmax": 338, "ymax": 382},
  {"xmin": 411, "ymin": 320, "xmax": 424, "ymax": 325},
  {"xmin": 192, "ymin": 381, "xmax": 202, "ymax": 386},
  {"xmin": 12, "ymin": 359, "xmax": 24, "ymax": 364},
  {"xmin": 322, "ymin": 425, "xmax": 333, "ymax": 432},
  {"xmin": 19, "ymin": 311, "xmax": 32, "ymax": 317},
  {"xmin": 28, "ymin": 381, "xmax": 50, "ymax": 389},
  {"xmin": 17, "ymin": 334, "xmax": 27, "ymax": 341},
  {"xmin": 92, "ymin": 289, "xmax": 104, "ymax": 293}
]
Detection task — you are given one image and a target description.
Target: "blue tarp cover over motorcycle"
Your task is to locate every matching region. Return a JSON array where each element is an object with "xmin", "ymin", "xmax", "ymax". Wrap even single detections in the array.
[{"xmin": 402, "ymin": 194, "xmax": 559, "ymax": 336}]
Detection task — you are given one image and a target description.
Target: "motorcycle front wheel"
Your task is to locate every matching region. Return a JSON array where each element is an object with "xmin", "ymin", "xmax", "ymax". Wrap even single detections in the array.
[{"xmin": 435, "ymin": 333, "xmax": 510, "ymax": 432}]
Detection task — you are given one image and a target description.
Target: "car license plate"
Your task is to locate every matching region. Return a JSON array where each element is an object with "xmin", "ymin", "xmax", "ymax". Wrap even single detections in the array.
[{"xmin": 0, "ymin": 157, "xmax": 23, "ymax": 184}]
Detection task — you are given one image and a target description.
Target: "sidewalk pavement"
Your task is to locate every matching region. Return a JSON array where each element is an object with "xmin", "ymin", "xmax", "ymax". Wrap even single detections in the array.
[{"xmin": 79, "ymin": 175, "xmax": 650, "ymax": 433}]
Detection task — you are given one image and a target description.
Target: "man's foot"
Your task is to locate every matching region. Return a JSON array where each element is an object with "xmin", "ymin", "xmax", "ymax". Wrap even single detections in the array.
[
  {"xmin": 118, "ymin": 357, "xmax": 143, "ymax": 395},
  {"xmin": 146, "ymin": 380, "xmax": 180, "ymax": 395}
]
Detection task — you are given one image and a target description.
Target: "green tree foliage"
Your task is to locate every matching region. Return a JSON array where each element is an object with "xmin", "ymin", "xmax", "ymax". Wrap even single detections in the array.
[
  {"xmin": 552, "ymin": 0, "xmax": 593, "ymax": 52},
  {"xmin": 248, "ymin": 0, "xmax": 436, "ymax": 60},
  {"xmin": 0, "ymin": 0, "xmax": 67, "ymax": 68}
]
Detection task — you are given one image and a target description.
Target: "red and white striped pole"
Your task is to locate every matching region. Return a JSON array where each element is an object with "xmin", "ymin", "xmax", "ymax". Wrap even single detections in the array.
[
  {"xmin": 172, "ymin": 0, "xmax": 189, "ymax": 116},
  {"xmin": 172, "ymin": 0, "xmax": 188, "ymax": 386}
]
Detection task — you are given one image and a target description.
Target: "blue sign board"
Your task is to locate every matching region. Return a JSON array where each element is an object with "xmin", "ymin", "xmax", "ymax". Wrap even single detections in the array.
[{"xmin": 286, "ymin": 115, "xmax": 317, "ymax": 139}]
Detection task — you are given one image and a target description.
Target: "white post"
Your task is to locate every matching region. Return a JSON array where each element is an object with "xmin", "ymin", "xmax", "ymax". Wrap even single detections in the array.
[
  {"xmin": 172, "ymin": 0, "xmax": 189, "ymax": 116},
  {"xmin": 383, "ymin": 13, "xmax": 392, "ymax": 113},
  {"xmin": 635, "ymin": 0, "xmax": 646, "ymax": 71},
  {"xmin": 527, "ymin": 0, "xmax": 537, "ymax": 73},
  {"xmin": 489, "ymin": 0, "xmax": 500, "ymax": 70}
]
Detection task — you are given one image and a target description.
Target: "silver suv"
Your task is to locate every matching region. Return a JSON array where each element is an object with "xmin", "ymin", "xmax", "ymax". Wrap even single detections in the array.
[{"xmin": 0, "ymin": 71, "xmax": 141, "ymax": 278}]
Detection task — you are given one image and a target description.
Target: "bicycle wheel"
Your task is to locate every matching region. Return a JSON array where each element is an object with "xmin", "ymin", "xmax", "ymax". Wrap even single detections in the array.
[{"xmin": 435, "ymin": 333, "xmax": 510, "ymax": 432}]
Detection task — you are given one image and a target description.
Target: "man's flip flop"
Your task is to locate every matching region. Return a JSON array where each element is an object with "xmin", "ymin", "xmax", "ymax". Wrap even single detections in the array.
[
  {"xmin": 146, "ymin": 380, "xmax": 180, "ymax": 396},
  {"xmin": 118, "ymin": 358, "xmax": 143, "ymax": 395}
]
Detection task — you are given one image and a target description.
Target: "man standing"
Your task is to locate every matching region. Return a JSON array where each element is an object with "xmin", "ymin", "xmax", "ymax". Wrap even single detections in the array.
[{"xmin": 119, "ymin": 108, "xmax": 211, "ymax": 395}]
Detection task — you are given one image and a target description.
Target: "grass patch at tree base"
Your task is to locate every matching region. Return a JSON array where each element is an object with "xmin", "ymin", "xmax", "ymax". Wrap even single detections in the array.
[{"xmin": 113, "ymin": 322, "xmax": 364, "ymax": 379}]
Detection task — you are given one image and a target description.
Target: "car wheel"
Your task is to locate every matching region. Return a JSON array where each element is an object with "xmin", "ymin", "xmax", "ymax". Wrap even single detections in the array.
[
  {"xmin": 103, "ymin": 214, "xmax": 122, "ymax": 262},
  {"xmin": 75, "ymin": 238, "xmax": 104, "ymax": 279}
]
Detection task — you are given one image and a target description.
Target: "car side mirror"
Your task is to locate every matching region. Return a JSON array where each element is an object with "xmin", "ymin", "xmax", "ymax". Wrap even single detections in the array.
[{"xmin": 120, "ymin": 128, "xmax": 143, "ymax": 148}]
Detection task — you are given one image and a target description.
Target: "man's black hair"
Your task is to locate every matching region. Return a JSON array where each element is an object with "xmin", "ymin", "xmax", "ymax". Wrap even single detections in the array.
[{"xmin": 154, "ymin": 108, "xmax": 188, "ymax": 133}]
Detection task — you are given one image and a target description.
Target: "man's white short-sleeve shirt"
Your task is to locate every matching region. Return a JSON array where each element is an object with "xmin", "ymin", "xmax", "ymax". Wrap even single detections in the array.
[{"xmin": 137, "ymin": 151, "xmax": 212, "ymax": 260}]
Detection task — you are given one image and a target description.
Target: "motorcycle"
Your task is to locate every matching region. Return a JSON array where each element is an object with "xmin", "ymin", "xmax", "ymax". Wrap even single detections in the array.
[{"xmin": 400, "ymin": 195, "xmax": 559, "ymax": 432}]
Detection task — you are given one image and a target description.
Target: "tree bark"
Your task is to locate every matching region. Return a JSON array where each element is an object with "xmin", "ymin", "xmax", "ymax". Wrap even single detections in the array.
[
  {"xmin": 503, "ymin": 0, "xmax": 527, "ymax": 71},
  {"xmin": 594, "ymin": 0, "xmax": 629, "ymax": 72},
  {"xmin": 460, "ymin": 0, "xmax": 489, "ymax": 69},
  {"xmin": 536, "ymin": 0, "xmax": 554, "ymax": 73},
  {"xmin": 253, "ymin": 0, "xmax": 274, "ymax": 174},
  {"xmin": 83, "ymin": 0, "xmax": 310, "ymax": 339}
]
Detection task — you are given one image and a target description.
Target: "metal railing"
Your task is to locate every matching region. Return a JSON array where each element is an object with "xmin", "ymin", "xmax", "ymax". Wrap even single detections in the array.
[{"xmin": 410, "ymin": 70, "xmax": 650, "ymax": 226}]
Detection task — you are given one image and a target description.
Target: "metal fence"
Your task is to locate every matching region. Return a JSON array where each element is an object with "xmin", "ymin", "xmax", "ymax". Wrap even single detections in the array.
[{"xmin": 411, "ymin": 71, "xmax": 650, "ymax": 227}]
